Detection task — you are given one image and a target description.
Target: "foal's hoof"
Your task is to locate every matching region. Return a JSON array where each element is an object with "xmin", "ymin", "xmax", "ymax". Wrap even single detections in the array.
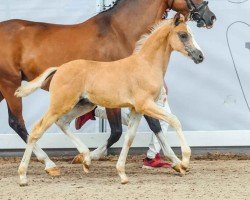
[
  {"xmin": 90, "ymin": 151, "xmax": 102, "ymax": 161},
  {"xmin": 82, "ymin": 156, "xmax": 91, "ymax": 174},
  {"xmin": 19, "ymin": 178, "xmax": 28, "ymax": 187},
  {"xmin": 172, "ymin": 164, "xmax": 186, "ymax": 176},
  {"xmin": 121, "ymin": 178, "xmax": 129, "ymax": 185},
  {"xmin": 181, "ymin": 164, "xmax": 190, "ymax": 172},
  {"xmin": 45, "ymin": 167, "xmax": 61, "ymax": 177},
  {"xmin": 119, "ymin": 173, "xmax": 129, "ymax": 184},
  {"xmin": 83, "ymin": 163, "xmax": 90, "ymax": 174},
  {"xmin": 19, "ymin": 182, "xmax": 28, "ymax": 187},
  {"xmin": 71, "ymin": 154, "xmax": 83, "ymax": 164}
]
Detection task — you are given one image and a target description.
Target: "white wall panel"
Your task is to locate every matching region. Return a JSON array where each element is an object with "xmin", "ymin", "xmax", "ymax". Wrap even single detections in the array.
[{"xmin": 0, "ymin": 1, "xmax": 250, "ymax": 143}]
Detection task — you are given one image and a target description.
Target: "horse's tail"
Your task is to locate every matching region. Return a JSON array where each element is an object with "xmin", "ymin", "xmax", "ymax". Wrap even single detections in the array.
[{"xmin": 15, "ymin": 67, "xmax": 58, "ymax": 97}]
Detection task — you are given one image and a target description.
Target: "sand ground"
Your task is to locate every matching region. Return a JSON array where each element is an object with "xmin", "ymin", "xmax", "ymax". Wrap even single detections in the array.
[{"xmin": 0, "ymin": 155, "xmax": 249, "ymax": 200}]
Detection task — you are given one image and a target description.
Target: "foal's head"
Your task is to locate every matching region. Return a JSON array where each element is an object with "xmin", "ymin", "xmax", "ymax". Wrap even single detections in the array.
[{"xmin": 169, "ymin": 14, "xmax": 204, "ymax": 64}]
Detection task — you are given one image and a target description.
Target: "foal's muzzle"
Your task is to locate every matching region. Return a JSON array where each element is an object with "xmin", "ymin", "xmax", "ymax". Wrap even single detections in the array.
[{"xmin": 189, "ymin": 50, "xmax": 204, "ymax": 64}]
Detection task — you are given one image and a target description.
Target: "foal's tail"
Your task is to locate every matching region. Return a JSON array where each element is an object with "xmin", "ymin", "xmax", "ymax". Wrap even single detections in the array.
[{"xmin": 15, "ymin": 67, "xmax": 58, "ymax": 97}]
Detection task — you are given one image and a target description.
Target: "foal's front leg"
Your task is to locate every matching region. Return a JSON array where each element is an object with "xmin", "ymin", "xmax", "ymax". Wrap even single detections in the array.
[
  {"xmin": 116, "ymin": 109, "xmax": 142, "ymax": 184},
  {"xmin": 144, "ymin": 115, "xmax": 181, "ymax": 166},
  {"xmin": 140, "ymin": 100, "xmax": 191, "ymax": 174},
  {"xmin": 91, "ymin": 106, "xmax": 181, "ymax": 167},
  {"xmin": 154, "ymin": 92, "xmax": 182, "ymax": 167}
]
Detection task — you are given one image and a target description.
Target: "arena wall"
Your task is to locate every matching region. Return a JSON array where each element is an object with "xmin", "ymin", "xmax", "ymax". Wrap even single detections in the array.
[{"xmin": 0, "ymin": 0, "xmax": 250, "ymax": 149}]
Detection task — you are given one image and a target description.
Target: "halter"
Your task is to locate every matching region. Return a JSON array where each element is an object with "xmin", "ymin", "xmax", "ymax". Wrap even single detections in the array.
[
  {"xmin": 186, "ymin": 0, "xmax": 209, "ymax": 27},
  {"xmin": 163, "ymin": 0, "xmax": 210, "ymax": 27}
]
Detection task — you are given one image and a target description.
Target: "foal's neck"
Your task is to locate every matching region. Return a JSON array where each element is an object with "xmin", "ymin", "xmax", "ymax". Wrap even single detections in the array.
[
  {"xmin": 106, "ymin": 0, "xmax": 168, "ymax": 50},
  {"xmin": 138, "ymin": 25, "xmax": 173, "ymax": 75}
]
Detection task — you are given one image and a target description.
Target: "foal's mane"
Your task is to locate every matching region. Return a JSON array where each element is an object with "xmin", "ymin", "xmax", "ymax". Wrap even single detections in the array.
[{"xmin": 133, "ymin": 19, "xmax": 174, "ymax": 53}]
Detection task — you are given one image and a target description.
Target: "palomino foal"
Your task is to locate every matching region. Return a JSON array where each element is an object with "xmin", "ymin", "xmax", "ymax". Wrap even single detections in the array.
[{"xmin": 15, "ymin": 15, "xmax": 204, "ymax": 185}]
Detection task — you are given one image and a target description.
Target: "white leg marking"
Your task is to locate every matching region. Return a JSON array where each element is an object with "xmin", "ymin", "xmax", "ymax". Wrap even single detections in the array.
[
  {"xmin": 57, "ymin": 121, "xmax": 91, "ymax": 173},
  {"xmin": 33, "ymin": 144, "xmax": 56, "ymax": 170},
  {"xmin": 90, "ymin": 143, "xmax": 107, "ymax": 160},
  {"xmin": 18, "ymin": 110, "xmax": 60, "ymax": 185},
  {"xmin": 91, "ymin": 107, "xmax": 130, "ymax": 160},
  {"xmin": 18, "ymin": 140, "xmax": 36, "ymax": 186},
  {"xmin": 56, "ymin": 103, "xmax": 95, "ymax": 172},
  {"xmin": 116, "ymin": 110, "xmax": 142, "ymax": 184},
  {"xmin": 165, "ymin": 114, "xmax": 191, "ymax": 168},
  {"xmin": 154, "ymin": 90, "xmax": 181, "ymax": 165},
  {"xmin": 57, "ymin": 122, "xmax": 89, "ymax": 154},
  {"xmin": 156, "ymin": 131, "xmax": 181, "ymax": 166},
  {"xmin": 156, "ymin": 88, "xmax": 191, "ymax": 167}
]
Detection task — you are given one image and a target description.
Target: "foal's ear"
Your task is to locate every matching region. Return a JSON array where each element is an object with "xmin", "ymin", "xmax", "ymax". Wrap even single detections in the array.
[{"xmin": 174, "ymin": 13, "xmax": 186, "ymax": 26}]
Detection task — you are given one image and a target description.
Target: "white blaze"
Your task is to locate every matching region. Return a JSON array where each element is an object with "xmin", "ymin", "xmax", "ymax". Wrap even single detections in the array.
[{"xmin": 187, "ymin": 26, "xmax": 203, "ymax": 53}]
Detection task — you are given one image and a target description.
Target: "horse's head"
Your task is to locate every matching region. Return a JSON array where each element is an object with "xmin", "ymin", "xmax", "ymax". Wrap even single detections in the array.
[
  {"xmin": 167, "ymin": 0, "xmax": 216, "ymax": 28},
  {"xmin": 169, "ymin": 13, "xmax": 204, "ymax": 64}
]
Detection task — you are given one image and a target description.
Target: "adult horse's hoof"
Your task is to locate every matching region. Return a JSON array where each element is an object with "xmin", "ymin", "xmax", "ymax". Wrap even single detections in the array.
[
  {"xmin": 45, "ymin": 167, "xmax": 61, "ymax": 177},
  {"xmin": 172, "ymin": 163, "xmax": 186, "ymax": 175},
  {"xmin": 71, "ymin": 154, "xmax": 83, "ymax": 164}
]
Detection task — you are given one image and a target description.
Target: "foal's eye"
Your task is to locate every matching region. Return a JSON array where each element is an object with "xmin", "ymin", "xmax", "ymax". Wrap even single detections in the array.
[{"xmin": 180, "ymin": 33, "xmax": 188, "ymax": 40}]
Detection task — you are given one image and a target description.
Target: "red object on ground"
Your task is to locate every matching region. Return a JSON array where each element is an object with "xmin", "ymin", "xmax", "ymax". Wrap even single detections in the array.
[
  {"xmin": 75, "ymin": 110, "xmax": 96, "ymax": 130},
  {"xmin": 142, "ymin": 153, "xmax": 172, "ymax": 169}
]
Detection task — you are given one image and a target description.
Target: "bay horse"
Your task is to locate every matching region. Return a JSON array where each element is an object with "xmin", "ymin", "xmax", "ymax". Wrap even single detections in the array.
[
  {"xmin": 0, "ymin": 0, "xmax": 215, "ymax": 175},
  {"xmin": 16, "ymin": 14, "xmax": 204, "ymax": 186}
]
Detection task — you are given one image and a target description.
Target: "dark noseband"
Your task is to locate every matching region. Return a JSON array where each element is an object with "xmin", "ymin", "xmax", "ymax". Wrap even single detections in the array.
[
  {"xmin": 164, "ymin": 0, "xmax": 210, "ymax": 27},
  {"xmin": 186, "ymin": 0, "xmax": 209, "ymax": 27}
]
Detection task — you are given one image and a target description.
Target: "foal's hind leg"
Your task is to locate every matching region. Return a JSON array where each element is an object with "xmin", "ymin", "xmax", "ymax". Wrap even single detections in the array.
[
  {"xmin": 0, "ymin": 78, "xmax": 59, "ymax": 176},
  {"xmin": 138, "ymin": 100, "xmax": 191, "ymax": 174},
  {"xmin": 18, "ymin": 111, "xmax": 60, "ymax": 186},
  {"xmin": 56, "ymin": 101, "xmax": 96, "ymax": 172}
]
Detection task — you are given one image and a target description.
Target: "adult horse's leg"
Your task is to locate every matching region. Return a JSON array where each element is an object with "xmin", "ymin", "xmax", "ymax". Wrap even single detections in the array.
[
  {"xmin": 116, "ymin": 109, "xmax": 142, "ymax": 184},
  {"xmin": 0, "ymin": 77, "xmax": 59, "ymax": 176},
  {"xmin": 89, "ymin": 108, "xmax": 123, "ymax": 161},
  {"xmin": 144, "ymin": 115, "xmax": 162, "ymax": 134}
]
